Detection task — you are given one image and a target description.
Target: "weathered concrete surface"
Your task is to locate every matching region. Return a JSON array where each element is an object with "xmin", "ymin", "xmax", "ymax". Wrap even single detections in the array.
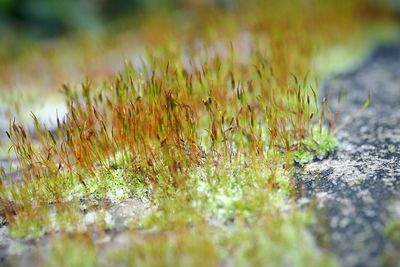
[{"xmin": 297, "ymin": 44, "xmax": 400, "ymax": 267}]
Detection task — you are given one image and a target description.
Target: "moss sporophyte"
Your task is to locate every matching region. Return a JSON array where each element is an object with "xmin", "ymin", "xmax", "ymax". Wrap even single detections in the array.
[{"xmin": 0, "ymin": 0, "xmax": 396, "ymax": 266}]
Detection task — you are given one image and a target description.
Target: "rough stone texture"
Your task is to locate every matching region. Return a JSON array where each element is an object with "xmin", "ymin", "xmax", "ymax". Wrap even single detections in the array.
[{"xmin": 297, "ymin": 44, "xmax": 400, "ymax": 267}]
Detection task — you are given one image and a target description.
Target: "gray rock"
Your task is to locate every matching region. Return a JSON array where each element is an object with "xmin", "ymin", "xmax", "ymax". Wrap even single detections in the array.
[{"xmin": 297, "ymin": 43, "xmax": 400, "ymax": 267}]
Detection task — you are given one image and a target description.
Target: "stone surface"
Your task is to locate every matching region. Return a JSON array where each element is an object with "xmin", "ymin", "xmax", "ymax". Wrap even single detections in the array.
[{"xmin": 297, "ymin": 44, "xmax": 400, "ymax": 267}]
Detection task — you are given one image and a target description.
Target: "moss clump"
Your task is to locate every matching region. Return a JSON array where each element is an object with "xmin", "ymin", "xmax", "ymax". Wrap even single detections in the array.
[
  {"xmin": 294, "ymin": 131, "xmax": 337, "ymax": 165},
  {"xmin": 43, "ymin": 234, "xmax": 99, "ymax": 267},
  {"xmin": 385, "ymin": 219, "xmax": 400, "ymax": 242},
  {"xmin": 0, "ymin": 0, "xmax": 397, "ymax": 266}
]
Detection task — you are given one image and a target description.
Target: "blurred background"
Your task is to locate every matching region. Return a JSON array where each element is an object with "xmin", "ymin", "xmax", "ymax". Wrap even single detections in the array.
[
  {"xmin": 0, "ymin": 0, "xmax": 400, "ymax": 40},
  {"xmin": 0, "ymin": 0, "xmax": 235, "ymax": 39}
]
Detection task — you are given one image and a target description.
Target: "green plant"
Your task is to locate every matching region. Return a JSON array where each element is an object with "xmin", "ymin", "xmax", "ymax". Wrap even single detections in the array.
[{"xmin": 0, "ymin": 1, "xmax": 396, "ymax": 266}]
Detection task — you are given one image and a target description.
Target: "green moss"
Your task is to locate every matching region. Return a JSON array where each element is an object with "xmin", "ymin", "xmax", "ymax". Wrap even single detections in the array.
[
  {"xmin": 385, "ymin": 219, "xmax": 400, "ymax": 242},
  {"xmin": 293, "ymin": 131, "xmax": 337, "ymax": 165},
  {"xmin": 8, "ymin": 203, "xmax": 87, "ymax": 239},
  {"xmin": 44, "ymin": 235, "xmax": 99, "ymax": 267},
  {"xmin": 294, "ymin": 148, "xmax": 315, "ymax": 165},
  {"xmin": 110, "ymin": 211, "xmax": 337, "ymax": 267},
  {"xmin": 9, "ymin": 214, "xmax": 48, "ymax": 239},
  {"xmin": 1, "ymin": 1, "xmax": 396, "ymax": 265},
  {"xmin": 137, "ymin": 157, "xmax": 337, "ymax": 266}
]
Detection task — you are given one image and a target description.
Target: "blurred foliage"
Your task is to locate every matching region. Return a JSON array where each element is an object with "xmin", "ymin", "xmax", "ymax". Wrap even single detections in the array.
[
  {"xmin": 0, "ymin": 0, "xmax": 177, "ymax": 38},
  {"xmin": 0, "ymin": 0, "xmax": 239, "ymax": 39},
  {"xmin": 0, "ymin": 0, "xmax": 97, "ymax": 37},
  {"xmin": 1, "ymin": 0, "xmax": 399, "ymax": 39}
]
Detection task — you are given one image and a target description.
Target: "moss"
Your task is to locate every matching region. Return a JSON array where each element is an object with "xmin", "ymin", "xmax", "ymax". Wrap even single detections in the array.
[
  {"xmin": 8, "ymin": 203, "xmax": 86, "ymax": 239},
  {"xmin": 109, "ymin": 211, "xmax": 337, "ymax": 267},
  {"xmin": 137, "ymin": 157, "xmax": 337, "ymax": 267},
  {"xmin": 9, "ymin": 217, "xmax": 47, "ymax": 239},
  {"xmin": 385, "ymin": 219, "xmax": 400, "ymax": 242},
  {"xmin": 292, "ymin": 131, "xmax": 337, "ymax": 165},
  {"xmin": 294, "ymin": 148, "xmax": 315, "ymax": 165},
  {"xmin": 43, "ymin": 234, "xmax": 99, "ymax": 267},
  {"xmin": 0, "ymin": 1, "xmax": 397, "ymax": 265}
]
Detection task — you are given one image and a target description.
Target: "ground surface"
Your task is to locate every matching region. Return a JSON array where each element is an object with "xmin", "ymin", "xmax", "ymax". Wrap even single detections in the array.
[
  {"xmin": 0, "ymin": 43, "xmax": 399, "ymax": 267},
  {"xmin": 297, "ymin": 43, "xmax": 400, "ymax": 267}
]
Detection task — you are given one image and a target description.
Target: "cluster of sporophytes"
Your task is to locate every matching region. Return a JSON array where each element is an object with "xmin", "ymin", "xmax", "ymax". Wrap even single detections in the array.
[
  {"xmin": 2, "ymin": 36, "xmax": 337, "ymax": 225},
  {"xmin": 0, "ymin": 0, "xmax": 396, "ymax": 266}
]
